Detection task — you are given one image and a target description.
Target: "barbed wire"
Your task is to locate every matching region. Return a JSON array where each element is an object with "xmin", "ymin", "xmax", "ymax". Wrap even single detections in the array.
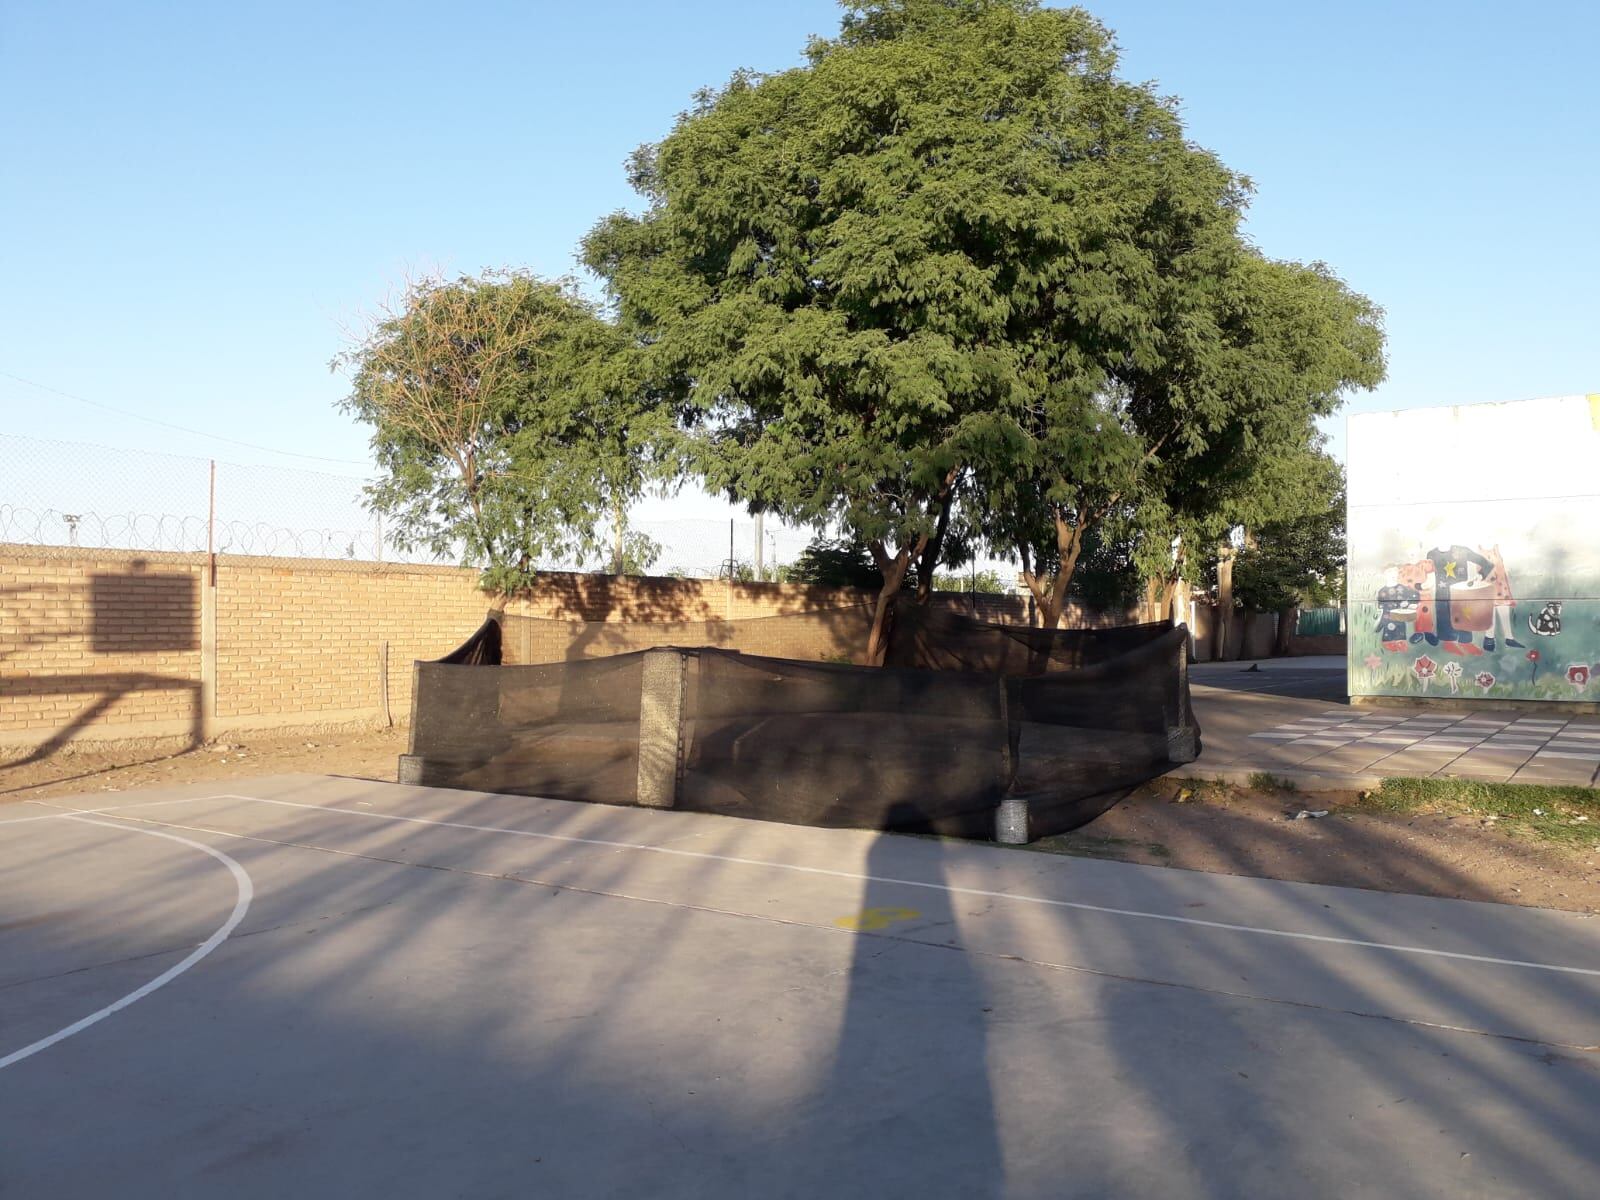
[
  {"xmin": 0, "ymin": 432, "xmax": 1020, "ymax": 583},
  {"xmin": 0, "ymin": 434, "xmax": 822, "ymax": 576}
]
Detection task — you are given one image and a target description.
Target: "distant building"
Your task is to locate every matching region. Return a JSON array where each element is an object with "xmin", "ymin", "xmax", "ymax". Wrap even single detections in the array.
[{"xmin": 1348, "ymin": 394, "xmax": 1600, "ymax": 703}]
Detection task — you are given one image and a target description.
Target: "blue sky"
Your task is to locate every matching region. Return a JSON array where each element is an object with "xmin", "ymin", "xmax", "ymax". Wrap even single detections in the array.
[{"xmin": 3, "ymin": 0, "xmax": 1596, "ymax": 502}]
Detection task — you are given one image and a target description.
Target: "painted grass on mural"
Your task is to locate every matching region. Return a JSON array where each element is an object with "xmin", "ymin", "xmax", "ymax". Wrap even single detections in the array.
[{"xmin": 1349, "ymin": 598, "xmax": 1600, "ymax": 701}]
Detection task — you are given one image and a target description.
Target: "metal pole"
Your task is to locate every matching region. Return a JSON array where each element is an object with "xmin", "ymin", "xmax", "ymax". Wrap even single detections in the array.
[{"xmin": 207, "ymin": 460, "xmax": 217, "ymax": 586}]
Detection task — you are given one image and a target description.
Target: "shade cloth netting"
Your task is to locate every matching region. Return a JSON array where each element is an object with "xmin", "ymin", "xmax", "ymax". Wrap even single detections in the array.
[
  {"xmin": 408, "ymin": 618, "xmax": 1194, "ymax": 840},
  {"xmin": 885, "ymin": 602, "xmax": 1177, "ymax": 675}
]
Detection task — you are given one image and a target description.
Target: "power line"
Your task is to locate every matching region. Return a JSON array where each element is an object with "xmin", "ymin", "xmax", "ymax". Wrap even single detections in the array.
[{"xmin": 0, "ymin": 370, "xmax": 371, "ymax": 467}]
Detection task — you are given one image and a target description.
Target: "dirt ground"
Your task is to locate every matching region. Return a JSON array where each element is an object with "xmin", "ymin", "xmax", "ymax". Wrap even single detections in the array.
[
  {"xmin": 1037, "ymin": 778, "xmax": 1600, "ymax": 914},
  {"xmin": 4, "ymin": 730, "xmax": 1598, "ymax": 914},
  {"xmin": 0, "ymin": 727, "xmax": 410, "ymax": 804}
]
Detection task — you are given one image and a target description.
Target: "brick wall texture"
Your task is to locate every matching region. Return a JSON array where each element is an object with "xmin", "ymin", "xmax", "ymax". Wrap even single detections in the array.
[{"xmin": 5, "ymin": 545, "xmax": 1107, "ymax": 749}]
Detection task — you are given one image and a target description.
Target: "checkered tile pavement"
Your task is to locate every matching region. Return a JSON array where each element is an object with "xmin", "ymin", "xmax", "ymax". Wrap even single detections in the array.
[{"xmin": 1246, "ymin": 710, "xmax": 1600, "ymax": 783}]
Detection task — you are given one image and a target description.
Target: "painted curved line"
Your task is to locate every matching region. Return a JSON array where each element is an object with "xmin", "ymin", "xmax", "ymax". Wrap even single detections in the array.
[{"xmin": 0, "ymin": 815, "xmax": 253, "ymax": 1072}]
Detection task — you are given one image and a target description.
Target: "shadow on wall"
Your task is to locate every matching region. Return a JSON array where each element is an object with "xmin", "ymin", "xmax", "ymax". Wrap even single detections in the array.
[
  {"xmin": 497, "ymin": 607, "xmax": 878, "ymax": 666},
  {"xmin": 507, "ymin": 572, "xmax": 878, "ymax": 625},
  {"xmin": 89, "ymin": 571, "xmax": 198, "ymax": 653},
  {"xmin": 1, "ymin": 566, "xmax": 204, "ymax": 785},
  {"xmin": 1, "ymin": 582, "xmax": 78, "ymax": 665}
]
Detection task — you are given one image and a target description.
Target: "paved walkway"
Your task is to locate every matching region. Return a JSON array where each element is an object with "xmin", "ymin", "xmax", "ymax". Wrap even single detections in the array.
[{"xmin": 1185, "ymin": 658, "xmax": 1600, "ymax": 789}]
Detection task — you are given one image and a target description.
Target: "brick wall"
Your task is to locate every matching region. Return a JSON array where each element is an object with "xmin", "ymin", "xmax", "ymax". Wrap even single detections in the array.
[
  {"xmin": 2, "ymin": 543, "xmax": 1150, "ymax": 751},
  {"xmin": 1, "ymin": 549, "xmax": 208, "ymax": 745},
  {"xmin": 1, "ymin": 546, "xmax": 490, "ymax": 748}
]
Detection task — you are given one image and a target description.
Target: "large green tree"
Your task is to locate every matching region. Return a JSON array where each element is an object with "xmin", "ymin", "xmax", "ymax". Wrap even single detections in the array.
[
  {"xmin": 587, "ymin": 0, "xmax": 1383, "ymax": 658},
  {"xmin": 336, "ymin": 270, "xmax": 666, "ymax": 593},
  {"xmin": 585, "ymin": 1, "xmax": 1115, "ymax": 659}
]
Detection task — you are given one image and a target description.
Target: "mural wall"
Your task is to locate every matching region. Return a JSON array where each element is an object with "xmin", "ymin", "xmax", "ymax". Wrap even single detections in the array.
[{"xmin": 1348, "ymin": 394, "xmax": 1600, "ymax": 703}]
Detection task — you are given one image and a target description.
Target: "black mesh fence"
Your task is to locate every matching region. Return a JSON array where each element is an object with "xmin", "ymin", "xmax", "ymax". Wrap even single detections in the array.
[
  {"xmin": 405, "ymin": 614, "xmax": 1197, "ymax": 842},
  {"xmin": 887, "ymin": 602, "xmax": 1178, "ymax": 674},
  {"xmin": 412, "ymin": 652, "xmax": 646, "ymax": 805}
]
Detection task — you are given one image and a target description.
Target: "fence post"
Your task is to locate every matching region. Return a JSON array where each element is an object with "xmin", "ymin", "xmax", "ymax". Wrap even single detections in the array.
[
  {"xmin": 199, "ymin": 570, "xmax": 217, "ymax": 742},
  {"xmin": 636, "ymin": 648, "xmax": 688, "ymax": 808},
  {"xmin": 1167, "ymin": 638, "xmax": 1199, "ymax": 762},
  {"xmin": 994, "ymin": 677, "xmax": 1031, "ymax": 844},
  {"xmin": 200, "ymin": 459, "xmax": 218, "ymax": 739}
]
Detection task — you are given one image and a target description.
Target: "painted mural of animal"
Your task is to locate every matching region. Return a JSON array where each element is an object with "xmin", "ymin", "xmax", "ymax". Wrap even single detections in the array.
[{"xmin": 1529, "ymin": 601, "xmax": 1563, "ymax": 637}]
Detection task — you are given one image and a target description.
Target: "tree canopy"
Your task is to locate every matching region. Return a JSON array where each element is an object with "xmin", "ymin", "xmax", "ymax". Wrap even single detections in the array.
[
  {"xmin": 586, "ymin": 0, "xmax": 1383, "ymax": 656},
  {"xmin": 336, "ymin": 270, "xmax": 667, "ymax": 592},
  {"xmin": 1231, "ymin": 455, "xmax": 1348, "ymax": 615}
]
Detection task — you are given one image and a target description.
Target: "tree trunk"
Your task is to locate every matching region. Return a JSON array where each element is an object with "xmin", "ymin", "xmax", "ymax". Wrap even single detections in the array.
[
  {"xmin": 1275, "ymin": 604, "xmax": 1297, "ymax": 656},
  {"xmin": 1158, "ymin": 577, "xmax": 1178, "ymax": 624},
  {"xmin": 866, "ymin": 540, "xmax": 921, "ymax": 666},
  {"xmin": 1238, "ymin": 608, "xmax": 1257, "ymax": 661},
  {"xmin": 913, "ymin": 490, "xmax": 955, "ymax": 604},
  {"xmin": 1213, "ymin": 543, "xmax": 1235, "ymax": 661},
  {"xmin": 865, "ymin": 557, "xmax": 910, "ymax": 666}
]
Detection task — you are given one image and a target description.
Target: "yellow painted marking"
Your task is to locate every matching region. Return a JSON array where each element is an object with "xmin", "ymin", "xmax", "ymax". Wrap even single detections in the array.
[
  {"xmin": 834, "ymin": 906, "xmax": 922, "ymax": 931},
  {"xmin": 1589, "ymin": 394, "xmax": 1600, "ymax": 430}
]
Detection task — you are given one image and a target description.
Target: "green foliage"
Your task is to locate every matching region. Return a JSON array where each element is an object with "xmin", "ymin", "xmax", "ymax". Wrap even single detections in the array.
[
  {"xmin": 336, "ymin": 270, "xmax": 668, "ymax": 593},
  {"xmin": 579, "ymin": 0, "xmax": 1382, "ymax": 648},
  {"xmin": 585, "ymin": 0, "xmax": 1224, "ymax": 640},
  {"xmin": 931, "ymin": 568, "xmax": 1009, "ymax": 594},
  {"xmin": 1230, "ymin": 456, "xmax": 1347, "ymax": 612},
  {"xmin": 1067, "ymin": 518, "xmax": 1144, "ymax": 612},
  {"xmin": 784, "ymin": 536, "xmax": 885, "ymax": 589},
  {"xmin": 615, "ymin": 529, "xmax": 663, "ymax": 576}
]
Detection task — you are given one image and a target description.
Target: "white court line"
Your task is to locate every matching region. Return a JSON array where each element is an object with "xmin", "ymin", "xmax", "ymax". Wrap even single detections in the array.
[
  {"xmin": 0, "ymin": 795, "xmax": 232, "ymax": 826},
  {"xmin": 97, "ymin": 791, "xmax": 1600, "ymax": 981},
  {"xmin": 0, "ymin": 816, "xmax": 253, "ymax": 1073}
]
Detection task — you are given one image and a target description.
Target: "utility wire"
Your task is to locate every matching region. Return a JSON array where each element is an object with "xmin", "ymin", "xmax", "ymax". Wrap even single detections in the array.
[{"xmin": 0, "ymin": 370, "xmax": 371, "ymax": 467}]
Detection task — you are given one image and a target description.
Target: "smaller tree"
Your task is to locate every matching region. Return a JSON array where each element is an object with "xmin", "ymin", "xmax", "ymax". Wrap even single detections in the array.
[
  {"xmin": 1230, "ymin": 475, "xmax": 1346, "ymax": 656},
  {"xmin": 784, "ymin": 537, "xmax": 886, "ymax": 590},
  {"xmin": 931, "ymin": 568, "xmax": 1009, "ymax": 595},
  {"xmin": 336, "ymin": 270, "xmax": 663, "ymax": 593}
]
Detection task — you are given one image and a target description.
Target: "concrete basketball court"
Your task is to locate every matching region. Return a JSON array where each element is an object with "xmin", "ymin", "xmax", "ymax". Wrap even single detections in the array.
[{"xmin": 3, "ymin": 775, "xmax": 1599, "ymax": 1198}]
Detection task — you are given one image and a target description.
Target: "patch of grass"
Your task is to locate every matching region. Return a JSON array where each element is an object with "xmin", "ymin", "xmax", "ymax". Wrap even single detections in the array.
[
  {"xmin": 1357, "ymin": 777, "xmax": 1600, "ymax": 847},
  {"xmin": 1189, "ymin": 778, "xmax": 1235, "ymax": 803},
  {"xmin": 1029, "ymin": 833, "xmax": 1137, "ymax": 860},
  {"xmin": 1144, "ymin": 841, "xmax": 1172, "ymax": 859},
  {"xmin": 1248, "ymin": 771, "xmax": 1298, "ymax": 794}
]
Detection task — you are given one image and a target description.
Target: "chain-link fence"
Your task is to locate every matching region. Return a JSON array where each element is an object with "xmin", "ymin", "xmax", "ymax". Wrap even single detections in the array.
[{"xmin": 0, "ymin": 433, "xmax": 834, "ymax": 578}]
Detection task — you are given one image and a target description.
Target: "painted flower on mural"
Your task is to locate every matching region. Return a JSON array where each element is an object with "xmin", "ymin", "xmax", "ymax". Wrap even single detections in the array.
[
  {"xmin": 1442, "ymin": 661, "xmax": 1463, "ymax": 693},
  {"xmin": 1413, "ymin": 655, "xmax": 1438, "ymax": 692},
  {"xmin": 1474, "ymin": 671, "xmax": 1496, "ymax": 692},
  {"xmin": 1364, "ymin": 654, "xmax": 1383, "ymax": 671},
  {"xmin": 1567, "ymin": 665, "xmax": 1590, "ymax": 689},
  {"xmin": 1528, "ymin": 648, "xmax": 1541, "ymax": 684}
]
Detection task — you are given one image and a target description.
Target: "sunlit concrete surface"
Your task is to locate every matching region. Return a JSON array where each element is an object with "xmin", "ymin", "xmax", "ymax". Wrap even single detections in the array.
[{"xmin": 3, "ymin": 776, "xmax": 1598, "ymax": 1198}]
